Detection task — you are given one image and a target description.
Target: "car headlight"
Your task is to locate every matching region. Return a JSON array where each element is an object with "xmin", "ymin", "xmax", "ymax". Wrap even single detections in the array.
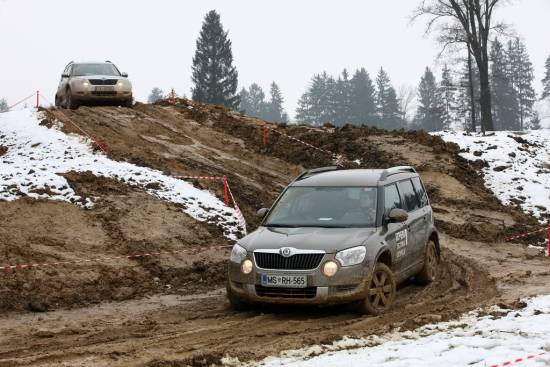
[
  {"xmin": 82, "ymin": 80, "xmax": 90, "ymax": 87},
  {"xmin": 230, "ymin": 244, "xmax": 247, "ymax": 263},
  {"xmin": 241, "ymin": 259, "xmax": 253, "ymax": 274},
  {"xmin": 335, "ymin": 246, "xmax": 366, "ymax": 267},
  {"xmin": 117, "ymin": 81, "xmax": 124, "ymax": 87}
]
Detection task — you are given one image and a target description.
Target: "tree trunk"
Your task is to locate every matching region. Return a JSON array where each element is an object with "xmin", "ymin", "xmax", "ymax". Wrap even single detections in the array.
[
  {"xmin": 467, "ymin": 48, "xmax": 477, "ymax": 132},
  {"xmin": 478, "ymin": 69, "xmax": 493, "ymax": 132}
]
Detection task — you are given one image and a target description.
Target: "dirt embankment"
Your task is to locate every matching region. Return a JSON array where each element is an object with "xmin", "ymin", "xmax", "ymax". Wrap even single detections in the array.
[
  {"xmin": 0, "ymin": 145, "xmax": 6, "ymax": 157},
  {"xmin": 0, "ymin": 100, "xmax": 548, "ymax": 366}
]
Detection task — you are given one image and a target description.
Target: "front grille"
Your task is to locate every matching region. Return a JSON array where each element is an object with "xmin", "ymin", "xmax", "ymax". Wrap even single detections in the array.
[
  {"xmin": 254, "ymin": 252, "xmax": 324, "ymax": 270},
  {"xmin": 91, "ymin": 91, "xmax": 117, "ymax": 96},
  {"xmin": 255, "ymin": 285, "xmax": 317, "ymax": 299},
  {"xmin": 89, "ymin": 79, "xmax": 118, "ymax": 85}
]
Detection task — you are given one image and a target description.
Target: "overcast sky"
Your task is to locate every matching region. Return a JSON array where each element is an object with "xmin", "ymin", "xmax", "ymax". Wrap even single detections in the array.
[{"xmin": 0, "ymin": 0, "xmax": 548, "ymax": 117}]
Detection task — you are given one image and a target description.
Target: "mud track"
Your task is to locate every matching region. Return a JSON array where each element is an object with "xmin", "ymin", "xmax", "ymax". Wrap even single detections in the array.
[{"xmin": 0, "ymin": 102, "xmax": 548, "ymax": 366}]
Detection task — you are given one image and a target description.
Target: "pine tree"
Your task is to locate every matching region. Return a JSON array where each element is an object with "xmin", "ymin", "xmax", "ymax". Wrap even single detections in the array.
[
  {"xmin": 490, "ymin": 38, "xmax": 519, "ymax": 130},
  {"xmin": 296, "ymin": 72, "xmax": 336, "ymax": 125},
  {"xmin": 349, "ymin": 68, "xmax": 376, "ymax": 125},
  {"xmin": 147, "ymin": 88, "xmax": 164, "ymax": 104},
  {"xmin": 375, "ymin": 68, "xmax": 403, "ymax": 130},
  {"xmin": 508, "ymin": 38, "xmax": 536, "ymax": 130},
  {"xmin": 332, "ymin": 69, "xmax": 353, "ymax": 126},
  {"xmin": 265, "ymin": 82, "xmax": 288, "ymax": 123},
  {"xmin": 542, "ymin": 55, "xmax": 550, "ymax": 100},
  {"xmin": 439, "ymin": 65, "xmax": 457, "ymax": 129},
  {"xmin": 191, "ymin": 10, "xmax": 239, "ymax": 109},
  {"xmin": 238, "ymin": 87, "xmax": 252, "ymax": 115},
  {"xmin": 415, "ymin": 67, "xmax": 445, "ymax": 131},
  {"xmin": 0, "ymin": 98, "xmax": 8, "ymax": 112},
  {"xmin": 247, "ymin": 83, "xmax": 266, "ymax": 118}
]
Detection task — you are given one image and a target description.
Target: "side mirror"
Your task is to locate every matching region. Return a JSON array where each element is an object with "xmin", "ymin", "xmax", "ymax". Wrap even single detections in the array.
[
  {"xmin": 256, "ymin": 208, "xmax": 269, "ymax": 218},
  {"xmin": 61, "ymin": 73, "xmax": 69, "ymax": 78},
  {"xmin": 388, "ymin": 208, "xmax": 408, "ymax": 224},
  {"xmin": 121, "ymin": 72, "xmax": 128, "ymax": 78}
]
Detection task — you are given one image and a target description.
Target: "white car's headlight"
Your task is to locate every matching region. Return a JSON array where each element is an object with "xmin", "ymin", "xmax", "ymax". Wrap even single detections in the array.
[
  {"xmin": 335, "ymin": 246, "xmax": 366, "ymax": 267},
  {"xmin": 81, "ymin": 80, "xmax": 90, "ymax": 87},
  {"xmin": 230, "ymin": 244, "xmax": 247, "ymax": 263},
  {"xmin": 117, "ymin": 80, "xmax": 124, "ymax": 87}
]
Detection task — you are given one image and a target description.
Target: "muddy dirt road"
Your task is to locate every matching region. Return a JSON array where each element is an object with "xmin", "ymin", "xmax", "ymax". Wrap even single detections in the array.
[{"xmin": 0, "ymin": 101, "xmax": 548, "ymax": 366}]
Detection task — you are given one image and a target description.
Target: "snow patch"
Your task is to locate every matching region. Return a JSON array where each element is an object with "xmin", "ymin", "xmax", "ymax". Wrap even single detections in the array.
[
  {"xmin": 435, "ymin": 129, "xmax": 550, "ymax": 221},
  {"xmin": 250, "ymin": 295, "xmax": 550, "ymax": 367},
  {"xmin": 0, "ymin": 109, "xmax": 241, "ymax": 239}
]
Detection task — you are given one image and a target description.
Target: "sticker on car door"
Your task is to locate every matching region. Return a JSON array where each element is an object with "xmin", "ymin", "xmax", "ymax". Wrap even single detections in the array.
[{"xmin": 395, "ymin": 229, "xmax": 408, "ymax": 259}]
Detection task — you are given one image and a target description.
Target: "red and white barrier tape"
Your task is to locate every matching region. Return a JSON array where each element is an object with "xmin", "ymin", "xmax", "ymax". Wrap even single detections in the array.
[
  {"xmin": 174, "ymin": 175, "xmax": 225, "ymax": 181},
  {"xmin": 0, "ymin": 245, "xmax": 232, "ymax": 272},
  {"xmin": 174, "ymin": 175, "xmax": 246, "ymax": 234},
  {"xmin": 504, "ymin": 227, "xmax": 547, "ymax": 242},
  {"xmin": 3, "ymin": 92, "xmax": 36, "ymax": 112},
  {"xmin": 61, "ymin": 114, "xmax": 109, "ymax": 155},
  {"xmin": 226, "ymin": 181, "xmax": 248, "ymax": 235},
  {"xmin": 488, "ymin": 351, "xmax": 547, "ymax": 367},
  {"xmin": 269, "ymin": 127, "xmax": 334, "ymax": 156}
]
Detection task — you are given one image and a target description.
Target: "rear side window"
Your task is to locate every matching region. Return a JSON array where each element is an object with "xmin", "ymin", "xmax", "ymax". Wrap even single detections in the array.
[
  {"xmin": 397, "ymin": 179, "xmax": 421, "ymax": 212},
  {"xmin": 411, "ymin": 176, "xmax": 429, "ymax": 207},
  {"xmin": 383, "ymin": 184, "xmax": 402, "ymax": 217}
]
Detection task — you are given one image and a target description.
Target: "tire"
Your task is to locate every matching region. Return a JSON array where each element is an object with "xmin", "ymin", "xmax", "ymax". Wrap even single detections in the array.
[
  {"xmin": 122, "ymin": 99, "xmax": 133, "ymax": 108},
  {"xmin": 54, "ymin": 94, "xmax": 61, "ymax": 107},
  {"xmin": 357, "ymin": 262, "xmax": 396, "ymax": 315},
  {"xmin": 415, "ymin": 240, "xmax": 438, "ymax": 285},
  {"xmin": 226, "ymin": 282, "xmax": 250, "ymax": 312},
  {"xmin": 65, "ymin": 90, "xmax": 79, "ymax": 110}
]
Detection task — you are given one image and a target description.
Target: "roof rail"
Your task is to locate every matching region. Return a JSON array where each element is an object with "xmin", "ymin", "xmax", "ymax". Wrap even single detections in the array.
[
  {"xmin": 380, "ymin": 166, "xmax": 417, "ymax": 181},
  {"xmin": 294, "ymin": 166, "xmax": 340, "ymax": 181}
]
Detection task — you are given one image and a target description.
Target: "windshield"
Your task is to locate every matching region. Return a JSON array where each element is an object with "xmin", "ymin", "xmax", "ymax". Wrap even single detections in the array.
[
  {"xmin": 264, "ymin": 187, "xmax": 378, "ymax": 228},
  {"xmin": 72, "ymin": 63, "xmax": 120, "ymax": 77}
]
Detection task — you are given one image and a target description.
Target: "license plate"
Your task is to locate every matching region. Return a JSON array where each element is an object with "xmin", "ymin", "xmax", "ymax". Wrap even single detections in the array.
[
  {"xmin": 95, "ymin": 86, "xmax": 114, "ymax": 92},
  {"xmin": 260, "ymin": 274, "xmax": 307, "ymax": 288}
]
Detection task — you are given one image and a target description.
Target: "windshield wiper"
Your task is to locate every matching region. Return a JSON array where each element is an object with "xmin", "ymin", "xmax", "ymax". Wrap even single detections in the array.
[
  {"xmin": 265, "ymin": 224, "xmax": 299, "ymax": 228},
  {"xmin": 299, "ymin": 225, "xmax": 353, "ymax": 228}
]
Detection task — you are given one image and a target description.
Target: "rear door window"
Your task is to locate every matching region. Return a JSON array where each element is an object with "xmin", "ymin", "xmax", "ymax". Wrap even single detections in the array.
[
  {"xmin": 383, "ymin": 184, "xmax": 402, "ymax": 217},
  {"xmin": 397, "ymin": 179, "xmax": 421, "ymax": 212},
  {"xmin": 411, "ymin": 177, "xmax": 429, "ymax": 207}
]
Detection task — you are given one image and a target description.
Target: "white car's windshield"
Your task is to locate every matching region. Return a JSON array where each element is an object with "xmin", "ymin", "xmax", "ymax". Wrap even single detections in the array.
[
  {"xmin": 264, "ymin": 187, "xmax": 377, "ymax": 228},
  {"xmin": 73, "ymin": 63, "xmax": 120, "ymax": 77}
]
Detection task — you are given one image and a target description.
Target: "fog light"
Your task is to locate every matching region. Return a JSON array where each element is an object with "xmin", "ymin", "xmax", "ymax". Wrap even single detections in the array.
[
  {"xmin": 241, "ymin": 259, "xmax": 253, "ymax": 274},
  {"xmin": 322, "ymin": 261, "xmax": 338, "ymax": 277}
]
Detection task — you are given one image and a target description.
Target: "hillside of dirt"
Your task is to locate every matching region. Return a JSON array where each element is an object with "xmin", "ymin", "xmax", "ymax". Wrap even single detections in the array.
[{"xmin": 0, "ymin": 101, "xmax": 548, "ymax": 366}]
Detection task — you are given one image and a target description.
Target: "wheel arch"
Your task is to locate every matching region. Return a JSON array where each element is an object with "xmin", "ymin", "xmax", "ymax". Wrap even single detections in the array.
[
  {"xmin": 375, "ymin": 248, "xmax": 393, "ymax": 269},
  {"xmin": 429, "ymin": 231, "xmax": 441, "ymax": 258}
]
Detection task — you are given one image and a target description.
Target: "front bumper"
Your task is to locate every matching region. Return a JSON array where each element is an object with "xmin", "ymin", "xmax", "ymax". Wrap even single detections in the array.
[
  {"xmin": 71, "ymin": 83, "xmax": 132, "ymax": 101},
  {"xmin": 227, "ymin": 254, "xmax": 371, "ymax": 305}
]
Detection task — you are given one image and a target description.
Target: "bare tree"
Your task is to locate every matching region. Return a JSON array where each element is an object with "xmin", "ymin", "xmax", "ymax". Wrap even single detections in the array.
[
  {"xmin": 398, "ymin": 84, "xmax": 417, "ymax": 122},
  {"xmin": 413, "ymin": 0, "xmax": 510, "ymax": 132}
]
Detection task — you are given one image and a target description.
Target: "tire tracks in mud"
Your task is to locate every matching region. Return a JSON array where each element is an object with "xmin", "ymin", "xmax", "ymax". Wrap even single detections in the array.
[{"xmin": 0, "ymin": 249, "xmax": 496, "ymax": 366}]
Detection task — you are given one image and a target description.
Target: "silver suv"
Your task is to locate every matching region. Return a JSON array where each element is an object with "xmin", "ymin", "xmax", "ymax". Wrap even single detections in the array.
[
  {"xmin": 55, "ymin": 61, "xmax": 133, "ymax": 109},
  {"xmin": 227, "ymin": 166, "xmax": 440, "ymax": 315}
]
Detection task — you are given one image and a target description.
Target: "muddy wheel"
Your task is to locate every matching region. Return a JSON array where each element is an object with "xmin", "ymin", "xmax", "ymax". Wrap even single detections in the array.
[
  {"xmin": 226, "ymin": 282, "xmax": 250, "ymax": 312},
  {"xmin": 65, "ymin": 90, "xmax": 79, "ymax": 110},
  {"xmin": 357, "ymin": 263, "xmax": 396, "ymax": 315},
  {"xmin": 415, "ymin": 240, "xmax": 438, "ymax": 285},
  {"xmin": 54, "ymin": 94, "xmax": 61, "ymax": 107},
  {"xmin": 122, "ymin": 99, "xmax": 133, "ymax": 108}
]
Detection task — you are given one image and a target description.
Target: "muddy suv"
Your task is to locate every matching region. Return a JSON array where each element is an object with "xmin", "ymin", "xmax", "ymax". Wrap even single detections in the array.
[
  {"xmin": 55, "ymin": 61, "xmax": 133, "ymax": 109},
  {"xmin": 227, "ymin": 166, "xmax": 440, "ymax": 315}
]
